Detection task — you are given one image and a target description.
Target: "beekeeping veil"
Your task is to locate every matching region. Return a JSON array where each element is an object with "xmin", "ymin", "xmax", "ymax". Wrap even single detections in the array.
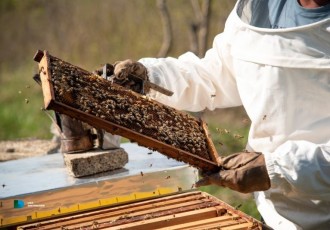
[{"xmin": 236, "ymin": 0, "xmax": 273, "ymax": 28}]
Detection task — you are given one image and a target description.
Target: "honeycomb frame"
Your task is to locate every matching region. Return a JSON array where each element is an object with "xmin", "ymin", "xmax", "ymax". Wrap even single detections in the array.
[{"xmin": 34, "ymin": 50, "xmax": 220, "ymax": 171}]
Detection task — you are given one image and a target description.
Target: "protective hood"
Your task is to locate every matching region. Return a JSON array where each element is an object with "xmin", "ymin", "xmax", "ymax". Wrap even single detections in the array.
[{"xmin": 229, "ymin": 0, "xmax": 330, "ymax": 68}]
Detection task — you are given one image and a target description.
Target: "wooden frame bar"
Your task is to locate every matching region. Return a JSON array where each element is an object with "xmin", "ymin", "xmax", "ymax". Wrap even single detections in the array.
[
  {"xmin": 34, "ymin": 50, "xmax": 221, "ymax": 172},
  {"xmin": 19, "ymin": 191, "xmax": 264, "ymax": 230}
]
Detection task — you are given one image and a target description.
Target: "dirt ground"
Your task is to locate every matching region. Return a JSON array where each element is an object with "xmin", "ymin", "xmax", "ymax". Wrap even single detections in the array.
[{"xmin": 0, "ymin": 138, "xmax": 60, "ymax": 162}]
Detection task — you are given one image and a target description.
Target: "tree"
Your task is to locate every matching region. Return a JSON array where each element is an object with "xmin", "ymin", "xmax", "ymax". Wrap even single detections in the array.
[
  {"xmin": 156, "ymin": 0, "xmax": 212, "ymax": 58},
  {"xmin": 189, "ymin": 0, "xmax": 211, "ymax": 57},
  {"xmin": 157, "ymin": 0, "xmax": 172, "ymax": 57}
]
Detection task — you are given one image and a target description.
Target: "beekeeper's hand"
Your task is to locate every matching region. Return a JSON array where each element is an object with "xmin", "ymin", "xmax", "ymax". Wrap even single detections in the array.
[
  {"xmin": 113, "ymin": 59, "xmax": 149, "ymax": 94},
  {"xmin": 196, "ymin": 152, "xmax": 271, "ymax": 193},
  {"xmin": 114, "ymin": 59, "xmax": 148, "ymax": 81}
]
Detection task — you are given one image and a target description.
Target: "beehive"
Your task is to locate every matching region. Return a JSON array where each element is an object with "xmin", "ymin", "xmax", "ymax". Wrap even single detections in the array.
[
  {"xmin": 18, "ymin": 191, "xmax": 264, "ymax": 230},
  {"xmin": 34, "ymin": 50, "xmax": 220, "ymax": 171}
]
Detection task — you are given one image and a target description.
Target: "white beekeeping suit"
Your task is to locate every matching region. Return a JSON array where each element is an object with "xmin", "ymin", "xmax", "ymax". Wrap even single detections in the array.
[{"xmin": 138, "ymin": 1, "xmax": 330, "ymax": 229}]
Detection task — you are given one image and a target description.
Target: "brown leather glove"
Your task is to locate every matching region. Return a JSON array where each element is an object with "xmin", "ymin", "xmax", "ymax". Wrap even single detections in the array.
[
  {"xmin": 114, "ymin": 59, "xmax": 148, "ymax": 81},
  {"xmin": 196, "ymin": 152, "xmax": 271, "ymax": 193},
  {"xmin": 113, "ymin": 59, "xmax": 150, "ymax": 94}
]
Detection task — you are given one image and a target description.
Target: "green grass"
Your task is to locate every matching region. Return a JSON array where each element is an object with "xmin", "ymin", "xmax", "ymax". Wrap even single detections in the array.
[
  {"xmin": 0, "ymin": 63, "xmax": 53, "ymax": 140},
  {"xmin": 207, "ymin": 122, "xmax": 250, "ymax": 156}
]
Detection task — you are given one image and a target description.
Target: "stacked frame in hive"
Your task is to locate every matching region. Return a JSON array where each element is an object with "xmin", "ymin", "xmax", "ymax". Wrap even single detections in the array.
[
  {"xmin": 18, "ymin": 191, "xmax": 265, "ymax": 230},
  {"xmin": 34, "ymin": 50, "xmax": 220, "ymax": 171}
]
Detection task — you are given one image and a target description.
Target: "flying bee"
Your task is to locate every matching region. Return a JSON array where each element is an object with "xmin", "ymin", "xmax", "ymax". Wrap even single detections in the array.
[
  {"xmin": 233, "ymin": 134, "xmax": 244, "ymax": 139},
  {"xmin": 242, "ymin": 118, "xmax": 250, "ymax": 124},
  {"xmin": 224, "ymin": 129, "xmax": 230, "ymax": 134}
]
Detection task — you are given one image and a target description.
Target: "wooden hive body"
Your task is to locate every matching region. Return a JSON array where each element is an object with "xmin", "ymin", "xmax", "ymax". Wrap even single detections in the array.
[{"xmin": 18, "ymin": 191, "xmax": 264, "ymax": 230}]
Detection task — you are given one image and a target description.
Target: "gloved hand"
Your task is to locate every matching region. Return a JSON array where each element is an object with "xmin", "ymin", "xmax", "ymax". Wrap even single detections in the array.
[
  {"xmin": 113, "ymin": 59, "xmax": 150, "ymax": 94},
  {"xmin": 113, "ymin": 59, "xmax": 148, "ymax": 81},
  {"xmin": 196, "ymin": 152, "xmax": 271, "ymax": 193},
  {"xmin": 93, "ymin": 60, "xmax": 148, "ymax": 94}
]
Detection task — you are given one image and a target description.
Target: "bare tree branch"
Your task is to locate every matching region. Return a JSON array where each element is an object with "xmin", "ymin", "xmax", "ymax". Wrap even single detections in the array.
[
  {"xmin": 189, "ymin": 23, "xmax": 199, "ymax": 54},
  {"xmin": 189, "ymin": 0, "xmax": 200, "ymax": 54},
  {"xmin": 157, "ymin": 0, "xmax": 172, "ymax": 57},
  {"xmin": 199, "ymin": 0, "xmax": 211, "ymax": 57},
  {"xmin": 190, "ymin": 0, "xmax": 202, "ymax": 22},
  {"xmin": 189, "ymin": 0, "xmax": 211, "ymax": 57}
]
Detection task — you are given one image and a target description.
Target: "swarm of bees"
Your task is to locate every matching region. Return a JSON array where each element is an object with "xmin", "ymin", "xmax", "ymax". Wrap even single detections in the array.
[{"xmin": 50, "ymin": 56, "xmax": 212, "ymax": 161}]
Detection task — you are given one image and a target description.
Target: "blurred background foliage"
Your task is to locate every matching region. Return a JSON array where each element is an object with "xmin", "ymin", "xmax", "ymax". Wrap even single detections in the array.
[
  {"xmin": 0, "ymin": 0, "xmax": 237, "ymax": 140},
  {"xmin": 0, "ymin": 0, "xmax": 259, "ymax": 219}
]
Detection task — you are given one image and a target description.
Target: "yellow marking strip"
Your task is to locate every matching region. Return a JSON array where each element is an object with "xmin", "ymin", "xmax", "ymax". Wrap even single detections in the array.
[{"xmin": 1, "ymin": 187, "xmax": 176, "ymax": 227}]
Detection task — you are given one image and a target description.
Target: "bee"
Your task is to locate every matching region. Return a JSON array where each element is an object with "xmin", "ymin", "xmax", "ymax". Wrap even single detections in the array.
[
  {"xmin": 224, "ymin": 129, "xmax": 230, "ymax": 134},
  {"xmin": 233, "ymin": 134, "xmax": 244, "ymax": 139},
  {"xmin": 263, "ymin": 115, "xmax": 267, "ymax": 120},
  {"xmin": 92, "ymin": 221, "xmax": 99, "ymax": 229},
  {"xmin": 242, "ymin": 118, "xmax": 250, "ymax": 124}
]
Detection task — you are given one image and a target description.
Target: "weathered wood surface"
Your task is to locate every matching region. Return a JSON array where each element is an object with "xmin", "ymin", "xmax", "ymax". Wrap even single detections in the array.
[{"xmin": 19, "ymin": 191, "xmax": 263, "ymax": 230}]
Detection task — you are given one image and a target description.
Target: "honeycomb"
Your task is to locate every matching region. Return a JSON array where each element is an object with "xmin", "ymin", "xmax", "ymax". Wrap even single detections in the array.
[{"xmin": 35, "ymin": 51, "xmax": 219, "ymax": 170}]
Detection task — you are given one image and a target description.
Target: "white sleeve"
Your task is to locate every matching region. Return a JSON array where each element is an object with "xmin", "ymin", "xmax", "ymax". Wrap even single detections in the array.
[
  {"xmin": 138, "ymin": 34, "xmax": 242, "ymax": 112},
  {"xmin": 264, "ymin": 140, "xmax": 330, "ymax": 200}
]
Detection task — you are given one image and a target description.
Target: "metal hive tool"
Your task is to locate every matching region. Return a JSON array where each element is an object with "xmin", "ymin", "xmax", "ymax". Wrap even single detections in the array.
[{"xmin": 33, "ymin": 50, "xmax": 220, "ymax": 171}]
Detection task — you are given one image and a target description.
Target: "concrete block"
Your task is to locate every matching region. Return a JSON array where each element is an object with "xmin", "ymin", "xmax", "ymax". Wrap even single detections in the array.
[{"xmin": 63, "ymin": 148, "xmax": 128, "ymax": 177}]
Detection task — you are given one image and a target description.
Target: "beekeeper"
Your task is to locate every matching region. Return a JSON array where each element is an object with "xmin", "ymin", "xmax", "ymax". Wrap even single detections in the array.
[{"xmin": 113, "ymin": 0, "xmax": 330, "ymax": 229}]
